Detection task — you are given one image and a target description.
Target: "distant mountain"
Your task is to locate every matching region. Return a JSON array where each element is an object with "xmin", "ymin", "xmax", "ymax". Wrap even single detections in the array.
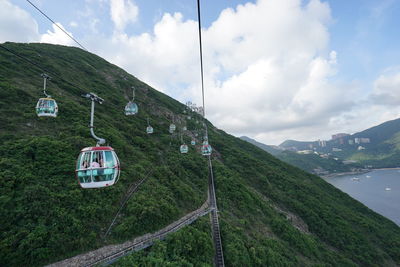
[
  {"xmin": 353, "ymin": 118, "xmax": 400, "ymax": 143},
  {"xmin": 279, "ymin": 139, "xmax": 317, "ymax": 151},
  {"xmin": 346, "ymin": 118, "xmax": 400, "ymax": 167},
  {"xmin": 239, "ymin": 136, "xmax": 282, "ymax": 155},
  {"xmin": 241, "ymin": 136, "xmax": 360, "ymax": 175},
  {"xmin": 276, "ymin": 151, "xmax": 361, "ymax": 175},
  {"xmin": 277, "ymin": 118, "xmax": 400, "ymax": 168}
]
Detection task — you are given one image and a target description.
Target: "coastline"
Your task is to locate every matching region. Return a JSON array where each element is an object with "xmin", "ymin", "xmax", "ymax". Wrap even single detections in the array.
[
  {"xmin": 372, "ymin": 167, "xmax": 400, "ymax": 171},
  {"xmin": 321, "ymin": 169, "xmax": 370, "ymax": 179},
  {"xmin": 321, "ymin": 167, "xmax": 400, "ymax": 179}
]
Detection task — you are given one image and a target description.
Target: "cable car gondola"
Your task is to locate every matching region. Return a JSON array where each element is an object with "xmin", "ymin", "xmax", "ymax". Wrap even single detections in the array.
[
  {"xmin": 201, "ymin": 140, "xmax": 212, "ymax": 156},
  {"xmin": 191, "ymin": 139, "xmax": 196, "ymax": 145},
  {"xmin": 180, "ymin": 144, "xmax": 189, "ymax": 154},
  {"xmin": 36, "ymin": 98, "xmax": 58, "ymax": 117},
  {"xmin": 76, "ymin": 146, "xmax": 120, "ymax": 188},
  {"xmin": 75, "ymin": 93, "xmax": 120, "ymax": 188},
  {"xmin": 125, "ymin": 87, "xmax": 138, "ymax": 115},
  {"xmin": 36, "ymin": 74, "xmax": 58, "ymax": 117},
  {"xmin": 146, "ymin": 126, "xmax": 154, "ymax": 134},
  {"xmin": 169, "ymin": 123, "xmax": 176, "ymax": 133},
  {"xmin": 146, "ymin": 118, "xmax": 154, "ymax": 134}
]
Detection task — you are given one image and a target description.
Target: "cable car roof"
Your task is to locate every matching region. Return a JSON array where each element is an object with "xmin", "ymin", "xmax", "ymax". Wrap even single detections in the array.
[{"xmin": 80, "ymin": 146, "xmax": 114, "ymax": 152}]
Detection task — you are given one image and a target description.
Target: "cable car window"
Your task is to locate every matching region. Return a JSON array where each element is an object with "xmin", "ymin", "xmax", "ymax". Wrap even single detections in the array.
[
  {"xmin": 91, "ymin": 151, "xmax": 101, "ymax": 168},
  {"xmin": 76, "ymin": 153, "xmax": 83, "ymax": 170},
  {"xmin": 77, "ymin": 152, "xmax": 92, "ymax": 183},
  {"xmin": 104, "ymin": 151, "xmax": 114, "ymax": 168}
]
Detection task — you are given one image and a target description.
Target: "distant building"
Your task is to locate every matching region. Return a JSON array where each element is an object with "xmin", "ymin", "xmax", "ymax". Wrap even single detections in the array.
[
  {"xmin": 332, "ymin": 133, "xmax": 350, "ymax": 140},
  {"xmin": 318, "ymin": 139, "xmax": 327, "ymax": 147},
  {"xmin": 348, "ymin": 140, "xmax": 354, "ymax": 145},
  {"xmin": 355, "ymin": 137, "xmax": 370, "ymax": 144},
  {"xmin": 343, "ymin": 160, "xmax": 358, "ymax": 164},
  {"xmin": 332, "ymin": 147, "xmax": 342, "ymax": 152},
  {"xmin": 297, "ymin": 150, "xmax": 313, "ymax": 154},
  {"xmin": 360, "ymin": 138, "xmax": 370, "ymax": 143},
  {"xmin": 339, "ymin": 138, "xmax": 344, "ymax": 145},
  {"xmin": 357, "ymin": 146, "xmax": 365, "ymax": 150}
]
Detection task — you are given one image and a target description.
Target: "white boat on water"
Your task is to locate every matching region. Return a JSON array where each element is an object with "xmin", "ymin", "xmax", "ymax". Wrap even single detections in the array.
[
  {"xmin": 385, "ymin": 187, "xmax": 391, "ymax": 191},
  {"xmin": 366, "ymin": 175, "xmax": 371, "ymax": 178},
  {"xmin": 351, "ymin": 177, "xmax": 360, "ymax": 181}
]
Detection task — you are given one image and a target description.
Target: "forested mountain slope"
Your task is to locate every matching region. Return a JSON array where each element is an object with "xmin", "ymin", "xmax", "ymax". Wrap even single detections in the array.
[{"xmin": 0, "ymin": 43, "xmax": 399, "ymax": 267}]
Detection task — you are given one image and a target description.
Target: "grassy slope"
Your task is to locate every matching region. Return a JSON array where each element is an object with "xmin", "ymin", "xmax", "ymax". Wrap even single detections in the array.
[{"xmin": 0, "ymin": 43, "xmax": 399, "ymax": 267}]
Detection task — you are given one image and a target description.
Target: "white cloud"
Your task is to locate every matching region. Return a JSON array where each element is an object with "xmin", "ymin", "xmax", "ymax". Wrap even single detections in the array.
[
  {"xmin": 88, "ymin": 0, "xmax": 368, "ymax": 145},
  {"xmin": 4, "ymin": 0, "xmax": 397, "ymax": 146},
  {"xmin": 370, "ymin": 71, "xmax": 400, "ymax": 106},
  {"xmin": 90, "ymin": 12, "xmax": 199, "ymax": 93},
  {"xmin": 70, "ymin": 21, "xmax": 78, "ymax": 27},
  {"xmin": 0, "ymin": 0, "xmax": 40, "ymax": 43},
  {"xmin": 40, "ymin": 23, "xmax": 75, "ymax": 46},
  {"xmin": 110, "ymin": 0, "xmax": 139, "ymax": 32}
]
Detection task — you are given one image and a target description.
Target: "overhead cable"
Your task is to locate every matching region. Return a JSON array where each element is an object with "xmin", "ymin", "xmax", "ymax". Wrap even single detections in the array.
[
  {"xmin": 0, "ymin": 44, "xmax": 87, "ymax": 94},
  {"xmin": 26, "ymin": 0, "xmax": 88, "ymax": 51}
]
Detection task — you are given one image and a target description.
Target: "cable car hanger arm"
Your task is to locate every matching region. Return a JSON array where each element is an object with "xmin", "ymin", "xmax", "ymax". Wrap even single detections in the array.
[{"xmin": 82, "ymin": 93, "xmax": 106, "ymax": 145}]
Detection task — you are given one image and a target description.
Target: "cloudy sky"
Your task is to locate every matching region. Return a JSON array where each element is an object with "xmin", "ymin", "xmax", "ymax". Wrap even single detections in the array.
[{"xmin": 1, "ymin": 0, "xmax": 400, "ymax": 145}]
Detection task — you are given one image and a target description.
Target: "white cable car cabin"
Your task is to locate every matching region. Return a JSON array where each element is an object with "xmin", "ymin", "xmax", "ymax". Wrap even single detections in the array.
[
  {"xmin": 146, "ymin": 125, "xmax": 154, "ymax": 134},
  {"xmin": 191, "ymin": 140, "xmax": 196, "ymax": 145},
  {"xmin": 125, "ymin": 101, "xmax": 138, "ymax": 115},
  {"xmin": 180, "ymin": 144, "xmax": 189, "ymax": 153},
  {"xmin": 201, "ymin": 141, "xmax": 212, "ymax": 156},
  {"xmin": 169, "ymin": 124, "xmax": 176, "ymax": 133},
  {"xmin": 36, "ymin": 97, "xmax": 58, "ymax": 117},
  {"xmin": 76, "ymin": 146, "xmax": 120, "ymax": 188}
]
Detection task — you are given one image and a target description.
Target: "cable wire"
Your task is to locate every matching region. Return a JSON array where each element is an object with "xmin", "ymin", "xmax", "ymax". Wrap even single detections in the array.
[
  {"xmin": 196, "ymin": 0, "xmax": 206, "ymax": 119},
  {"xmin": 0, "ymin": 44, "xmax": 87, "ymax": 94},
  {"xmin": 26, "ymin": 0, "xmax": 88, "ymax": 51}
]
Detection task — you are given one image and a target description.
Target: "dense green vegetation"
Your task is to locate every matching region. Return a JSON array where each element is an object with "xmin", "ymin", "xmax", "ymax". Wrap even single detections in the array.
[
  {"xmin": 1, "ymin": 43, "xmax": 400, "ymax": 266},
  {"xmin": 114, "ymin": 217, "xmax": 214, "ymax": 266}
]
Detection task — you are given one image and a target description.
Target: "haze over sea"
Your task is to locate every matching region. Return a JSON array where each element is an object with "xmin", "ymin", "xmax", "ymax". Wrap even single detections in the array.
[{"xmin": 324, "ymin": 169, "xmax": 400, "ymax": 226}]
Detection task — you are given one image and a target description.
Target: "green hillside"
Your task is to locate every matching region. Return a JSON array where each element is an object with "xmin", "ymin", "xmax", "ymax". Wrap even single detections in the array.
[
  {"xmin": 278, "ymin": 119, "xmax": 400, "ymax": 168},
  {"xmin": 240, "ymin": 136, "xmax": 282, "ymax": 155},
  {"xmin": 241, "ymin": 136, "xmax": 360, "ymax": 175},
  {"xmin": 1, "ymin": 43, "xmax": 400, "ymax": 267},
  {"xmin": 276, "ymin": 151, "xmax": 360, "ymax": 175},
  {"xmin": 346, "ymin": 119, "xmax": 400, "ymax": 168}
]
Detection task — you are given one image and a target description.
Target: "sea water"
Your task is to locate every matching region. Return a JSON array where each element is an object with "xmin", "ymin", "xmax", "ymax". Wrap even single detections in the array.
[{"xmin": 324, "ymin": 169, "xmax": 400, "ymax": 226}]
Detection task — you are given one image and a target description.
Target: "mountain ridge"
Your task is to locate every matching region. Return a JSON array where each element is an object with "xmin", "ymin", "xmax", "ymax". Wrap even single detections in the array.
[{"xmin": 274, "ymin": 118, "xmax": 400, "ymax": 168}]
